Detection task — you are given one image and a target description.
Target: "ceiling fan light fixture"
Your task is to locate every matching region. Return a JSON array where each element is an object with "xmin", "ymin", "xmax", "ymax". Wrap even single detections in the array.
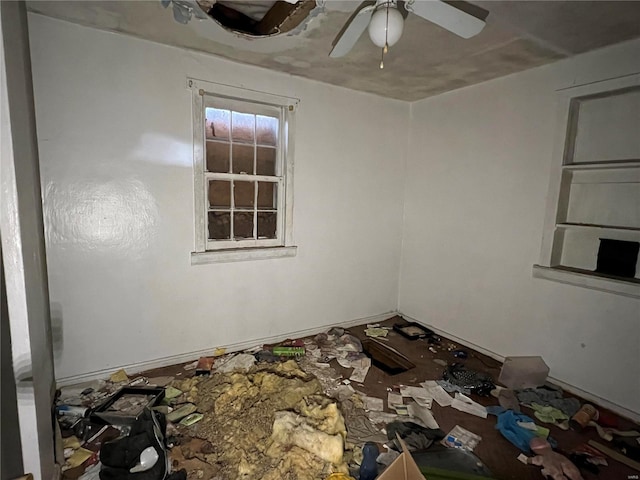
[{"xmin": 368, "ymin": 4, "xmax": 404, "ymax": 48}]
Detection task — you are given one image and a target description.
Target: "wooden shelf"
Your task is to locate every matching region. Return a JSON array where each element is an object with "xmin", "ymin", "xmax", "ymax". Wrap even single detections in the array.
[{"xmin": 556, "ymin": 222, "xmax": 640, "ymax": 232}]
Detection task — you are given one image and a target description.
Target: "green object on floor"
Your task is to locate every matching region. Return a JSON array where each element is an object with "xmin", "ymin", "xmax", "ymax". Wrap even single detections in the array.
[
  {"xmin": 164, "ymin": 386, "xmax": 183, "ymax": 400},
  {"xmin": 180, "ymin": 413, "xmax": 203, "ymax": 426},
  {"xmin": 166, "ymin": 403, "xmax": 197, "ymax": 423},
  {"xmin": 530, "ymin": 403, "xmax": 568, "ymax": 424},
  {"xmin": 272, "ymin": 347, "xmax": 305, "ymax": 357}
]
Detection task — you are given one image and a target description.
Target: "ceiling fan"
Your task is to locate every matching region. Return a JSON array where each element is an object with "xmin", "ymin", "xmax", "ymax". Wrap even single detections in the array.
[{"xmin": 330, "ymin": 0, "xmax": 489, "ymax": 67}]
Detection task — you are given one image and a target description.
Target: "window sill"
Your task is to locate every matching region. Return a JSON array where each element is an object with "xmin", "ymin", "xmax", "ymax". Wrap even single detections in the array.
[
  {"xmin": 532, "ymin": 265, "xmax": 640, "ymax": 298},
  {"xmin": 191, "ymin": 246, "xmax": 297, "ymax": 265}
]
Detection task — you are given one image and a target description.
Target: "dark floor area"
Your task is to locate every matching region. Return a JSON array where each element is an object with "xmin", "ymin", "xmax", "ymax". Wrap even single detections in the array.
[{"xmin": 136, "ymin": 315, "xmax": 638, "ymax": 480}]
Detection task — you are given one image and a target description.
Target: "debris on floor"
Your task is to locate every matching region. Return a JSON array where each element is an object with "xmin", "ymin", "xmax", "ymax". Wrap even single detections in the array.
[{"xmin": 53, "ymin": 316, "xmax": 640, "ymax": 480}]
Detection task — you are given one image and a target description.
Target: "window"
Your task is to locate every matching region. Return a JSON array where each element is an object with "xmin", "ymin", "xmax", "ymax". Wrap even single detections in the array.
[
  {"xmin": 534, "ymin": 74, "xmax": 640, "ymax": 298},
  {"xmin": 189, "ymin": 79, "xmax": 297, "ymax": 264}
]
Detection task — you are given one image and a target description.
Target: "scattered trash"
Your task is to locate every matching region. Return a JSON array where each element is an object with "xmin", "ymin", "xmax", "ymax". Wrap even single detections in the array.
[
  {"xmin": 570, "ymin": 403, "xmax": 599, "ymax": 431},
  {"xmin": 496, "ymin": 388, "xmax": 521, "ymax": 412},
  {"xmin": 516, "ymin": 385, "xmax": 581, "ymax": 417},
  {"xmin": 163, "ymin": 386, "xmax": 182, "ymax": 400},
  {"xmin": 377, "ymin": 435, "xmax": 425, "ymax": 480},
  {"xmin": 364, "ymin": 326, "xmax": 389, "ymax": 338},
  {"xmin": 213, "ymin": 347, "xmax": 226, "ymax": 356},
  {"xmin": 91, "ymin": 387, "xmax": 165, "ymax": 426},
  {"xmin": 393, "ymin": 322, "xmax": 433, "ymax": 341},
  {"xmin": 407, "ymin": 402, "xmax": 439, "ymax": 429},
  {"xmin": 432, "ymin": 358, "xmax": 448, "ymax": 367},
  {"xmin": 420, "ymin": 380, "xmax": 453, "ymax": 407},
  {"xmin": 522, "ymin": 437, "xmax": 584, "ymax": 480},
  {"xmin": 388, "ymin": 392, "xmax": 404, "ymax": 409},
  {"xmin": 443, "ymin": 363, "xmax": 494, "ymax": 396},
  {"xmin": 179, "ymin": 412, "xmax": 203, "ymax": 426},
  {"xmin": 451, "ymin": 393, "xmax": 487, "ymax": 418},
  {"xmin": 531, "ymin": 403, "xmax": 569, "ymax": 424},
  {"xmin": 361, "ymin": 395, "xmax": 384, "ymax": 412},
  {"xmin": 452, "ymin": 349, "xmax": 468, "ymax": 359},
  {"xmin": 146, "ymin": 376, "xmax": 174, "ymax": 387},
  {"xmin": 359, "ymin": 442, "xmax": 379, "ymax": 480},
  {"xmin": 400, "ymin": 385, "xmax": 433, "ymax": 408},
  {"xmin": 499, "ymin": 356, "xmax": 549, "ymax": 390},
  {"xmin": 65, "ymin": 447, "xmax": 93, "ymax": 470},
  {"xmin": 215, "ymin": 353, "xmax": 256, "ymax": 373},
  {"xmin": 195, "ymin": 356, "xmax": 215, "ymax": 375},
  {"xmin": 166, "ymin": 403, "xmax": 197, "ymax": 423},
  {"xmin": 109, "ymin": 369, "xmax": 129, "ymax": 383},
  {"xmin": 488, "ymin": 407, "xmax": 541, "ymax": 453},
  {"xmin": 183, "ymin": 360, "xmax": 198, "ymax": 371},
  {"xmin": 569, "ymin": 444, "xmax": 608, "ymax": 475},
  {"xmin": 386, "ymin": 422, "xmax": 445, "ymax": 452},
  {"xmin": 588, "ymin": 439, "xmax": 640, "ymax": 472},
  {"xmin": 444, "ymin": 425, "xmax": 482, "ymax": 451},
  {"xmin": 272, "ymin": 346, "xmax": 306, "ymax": 357}
]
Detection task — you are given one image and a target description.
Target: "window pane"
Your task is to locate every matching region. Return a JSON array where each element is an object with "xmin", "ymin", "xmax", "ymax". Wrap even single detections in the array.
[
  {"xmin": 208, "ymin": 212, "xmax": 230, "ymax": 240},
  {"xmin": 234, "ymin": 181, "xmax": 255, "ymax": 209},
  {"xmin": 206, "ymin": 140, "xmax": 230, "ymax": 173},
  {"xmin": 205, "ymin": 108, "xmax": 230, "ymax": 140},
  {"xmin": 232, "ymin": 112, "xmax": 255, "ymax": 143},
  {"xmin": 256, "ymin": 115, "xmax": 278, "ymax": 146},
  {"xmin": 257, "ymin": 212, "xmax": 277, "ymax": 239},
  {"xmin": 257, "ymin": 147, "xmax": 276, "ymax": 176},
  {"xmin": 257, "ymin": 182, "xmax": 276, "ymax": 210},
  {"xmin": 232, "ymin": 144, "xmax": 254, "ymax": 174},
  {"xmin": 234, "ymin": 212, "xmax": 254, "ymax": 239},
  {"xmin": 208, "ymin": 180, "xmax": 231, "ymax": 208}
]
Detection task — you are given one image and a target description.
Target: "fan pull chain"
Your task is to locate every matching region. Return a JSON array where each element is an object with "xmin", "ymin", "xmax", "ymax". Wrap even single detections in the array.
[{"xmin": 380, "ymin": 3, "xmax": 390, "ymax": 69}]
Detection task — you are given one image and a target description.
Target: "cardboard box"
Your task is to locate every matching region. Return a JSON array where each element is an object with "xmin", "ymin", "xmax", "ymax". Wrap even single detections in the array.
[{"xmin": 378, "ymin": 436, "xmax": 425, "ymax": 480}]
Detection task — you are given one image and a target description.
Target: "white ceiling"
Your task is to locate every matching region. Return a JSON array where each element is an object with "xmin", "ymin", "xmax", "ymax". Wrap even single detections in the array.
[{"xmin": 27, "ymin": 0, "xmax": 640, "ymax": 101}]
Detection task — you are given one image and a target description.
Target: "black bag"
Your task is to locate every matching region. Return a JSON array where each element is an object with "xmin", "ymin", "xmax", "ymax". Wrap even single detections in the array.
[
  {"xmin": 99, "ymin": 409, "xmax": 168, "ymax": 480},
  {"xmin": 443, "ymin": 363, "xmax": 494, "ymax": 396}
]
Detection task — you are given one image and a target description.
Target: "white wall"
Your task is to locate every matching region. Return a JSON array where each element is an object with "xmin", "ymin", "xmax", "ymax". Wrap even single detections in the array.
[
  {"xmin": 28, "ymin": 14, "xmax": 408, "ymax": 381},
  {"xmin": 399, "ymin": 39, "xmax": 640, "ymax": 416}
]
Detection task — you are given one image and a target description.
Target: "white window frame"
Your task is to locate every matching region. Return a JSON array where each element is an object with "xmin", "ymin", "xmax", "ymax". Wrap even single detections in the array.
[
  {"xmin": 188, "ymin": 78, "xmax": 298, "ymax": 264},
  {"xmin": 534, "ymin": 73, "xmax": 640, "ymax": 298}
]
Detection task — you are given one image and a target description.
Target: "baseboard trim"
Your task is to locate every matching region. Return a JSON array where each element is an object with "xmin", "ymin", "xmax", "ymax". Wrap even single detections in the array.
[
  {"xmin": 55, "ymin": 311, "xmax": 397, "ymax": 387},
  {"xmin": 403, "ymin": 314, "xmax": 640, "ymax": 424}
]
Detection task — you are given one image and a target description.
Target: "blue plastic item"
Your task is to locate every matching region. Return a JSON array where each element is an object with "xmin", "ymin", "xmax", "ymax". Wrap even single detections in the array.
[
  {"xmin": 493, "ymin": 410, "xmax": 537, "ymax": 453},
  {"xmin": 360, "ymin": 442, "xmax": 379, "ymax": 480}
]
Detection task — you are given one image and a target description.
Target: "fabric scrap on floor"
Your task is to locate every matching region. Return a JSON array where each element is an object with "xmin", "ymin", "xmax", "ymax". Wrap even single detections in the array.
[
  {"xmin": 386, "ymin": 421, "xmax": 445, "ymax": 452},
  {"xmin": 516, "ymin": 386, "xmax": 581, "ymax": 417}
]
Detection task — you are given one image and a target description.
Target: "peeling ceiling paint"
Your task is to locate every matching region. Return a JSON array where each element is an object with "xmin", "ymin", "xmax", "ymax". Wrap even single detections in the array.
[{"xmin": 26, "ymin": 0, "xmax": 640, "ymax": 101}]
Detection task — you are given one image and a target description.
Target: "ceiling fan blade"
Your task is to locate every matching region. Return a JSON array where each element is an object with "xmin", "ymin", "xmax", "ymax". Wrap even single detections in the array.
[
  {"xmin": 407, "ymin": 0, "xmax": 488, "ymax": 39},
  {"xmin": 329, "ymin": 1, "xmax": 376, "ymax": 58}
]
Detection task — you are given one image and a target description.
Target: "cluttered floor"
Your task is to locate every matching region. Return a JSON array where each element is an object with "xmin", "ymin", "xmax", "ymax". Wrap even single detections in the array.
[{"xmin": 56, "ymin": 316, "xmax": 640, "ymax": 480}]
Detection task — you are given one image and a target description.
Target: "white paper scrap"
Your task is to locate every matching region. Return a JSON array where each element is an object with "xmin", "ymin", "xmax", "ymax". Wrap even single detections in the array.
[
  {"xmin": 362, "ymin": 396, "xmax": 384, "ymax": 412},
  {"xmin": 414, "ymin": 397, "xmax": 433, "ymax": 409},
  {"xmin": 349, "ymin": 357, "xmax": 371, "ymax": 383},
  {"xmin": 400, "ymin": 386, "xmax": 430, "ymax": 399},
  {"xmin": 407, "ymin": 402, "xmax": 440, "ymax": 429},
  {"xmin": 387, "ymin": 392, "xmax": 403, "ymax": 407},
  {"xmin": 451, "ymin": 393, "xmax": 487, "ymax": 418},
  {"xmin": 420, "ymin": 381, "xmax": 453, "ymax": 407}
]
